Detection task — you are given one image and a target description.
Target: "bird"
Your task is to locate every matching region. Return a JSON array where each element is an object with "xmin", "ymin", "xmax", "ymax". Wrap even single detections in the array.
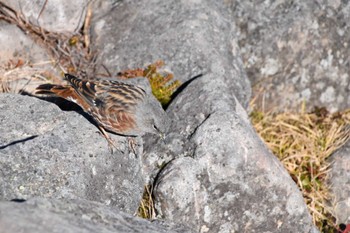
[{"xmin": 36, "ymin": 73, "xmax": 168, "ymax": 153}]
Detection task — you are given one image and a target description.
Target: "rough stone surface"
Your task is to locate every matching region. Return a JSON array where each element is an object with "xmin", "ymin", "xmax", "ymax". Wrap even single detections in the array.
[
  {"xmin": 154, "ymin": 82, "xmax": 318, "ymax": 233},
  {"xmin": 0, "ymin": 0, "xmax": 331, "ymax": 232},
  {"xmin": 229, "ymin": 0, "xmax": 350, "ymax": 112},
  {"xmin": 329, "ymin": 140, "xmax": 350, "ymax": 224},
  {"xmin": 0, "ymin": 93, "xmax": 143, "ymax": 214},
  {"xmin": 91, "ymin": 0, "xmax": 251, "ymax": 182},
  {"xmin": 91, "ymin": 0, "xmax": 251, "ymax": 108},
  {"xmin": 89, "ymin": 1, "xmax": 319, "ymax": 232},
  {"xmin": 0, "ymin": 198, "xmax": 195, "ymax": 233},
  {"xmin": 0, "ymin": 21, "xmax": 49, "ymax": 64},
  {"xmin": 2, "ymin": 0, "xmax": 87, "ymax": 33}
]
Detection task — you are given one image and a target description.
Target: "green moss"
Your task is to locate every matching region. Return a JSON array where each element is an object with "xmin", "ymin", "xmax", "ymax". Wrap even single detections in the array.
[{"xmin": 118, "ymin": 60, "xmax": 181, "ymax": 107}]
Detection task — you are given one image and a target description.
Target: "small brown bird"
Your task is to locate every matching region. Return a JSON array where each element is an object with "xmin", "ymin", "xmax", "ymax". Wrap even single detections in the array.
[{"xmin": 36, "ymin": 74, "xmax": 168, "ymax": 152}]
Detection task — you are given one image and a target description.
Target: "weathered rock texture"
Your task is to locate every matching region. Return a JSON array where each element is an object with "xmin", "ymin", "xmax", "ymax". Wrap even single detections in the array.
[
  {"xmin": 330, "ymin": 140, "xmax": 350, "ymax": 224},
  {"xmin": 229, "ymin": 0, "xmax": 350, "ymax": 112},
  {"xmin": 154, "ymin": 107, "xmax": 318, "ymax": 232},
  {"xmin": 0, "ymin": 0, "xmax": 332, "ymax": 232},
  {"xmin": 0, "ymin": 21, "xmax": 48, "ymax": 64},
  {"xmin": 0, "ymin": 198, "xmax": 195, "ymax": 233},
  {"xmin": 91, "ymin": 0, "xmax": 251, "ymax": 108},
  {"xmin": 0, "ymin": 93, "xmax": 143, "ymax": 214},
  {"xmin": 1, "ymin": 0, "xmax": 87, "ymax": 33},
  {"xmin": 91, "ymin": 0, "xmax": 319, "ymax": 232}
]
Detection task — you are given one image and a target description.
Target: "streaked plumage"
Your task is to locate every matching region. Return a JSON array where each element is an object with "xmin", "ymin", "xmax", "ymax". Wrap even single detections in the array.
[{"xmin": 36, "ymin": 74, "xmax": 168, "ymax": 151}]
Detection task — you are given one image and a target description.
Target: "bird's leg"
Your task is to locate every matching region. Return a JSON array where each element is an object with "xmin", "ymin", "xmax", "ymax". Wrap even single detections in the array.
[
  {"xmin": 128, "ymin": 137, "xmax": 137, "ymax": 155},
  {"xmin": 97, "ymin": 125, "xmax": 116, "ymax": 154}
]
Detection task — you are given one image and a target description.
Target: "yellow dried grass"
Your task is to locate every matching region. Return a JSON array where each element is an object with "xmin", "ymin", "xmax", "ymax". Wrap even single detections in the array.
[{"xmin": 250, "ymin": 106, "xmax": 350, "ymax": 232}]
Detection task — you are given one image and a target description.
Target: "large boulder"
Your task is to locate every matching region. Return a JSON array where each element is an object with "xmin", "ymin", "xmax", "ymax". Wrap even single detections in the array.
[
  {"xmin": 1, "ymin": 0, "xmax": 86, "ymax": 33},
  {"xmin": 329, "ymin": 140, "xmax": 350, "ymax": 224},
  {"xmin": 0, "ymin": 0, "xmax": 325, "ymax": 232},
  {"xmin": 0, "ymin": 198, "xmax": 194, "ymax": 233},
  {"xmin": 91, "ymin": 0, "xmax": 251, "ymax": 108},
  {"xmin": 153, "ymin": 77, "xmax": 318, "ymax": 232},
  {"xmin": 91, "ymin": 0, "xmax": 319, "ymax": 232},
  {"xmin": 229, "ymin": 0, "xmax": 350, "ymax": 112},
  {"xmin": 0, "ymin": 93, "xmax": 144, "ymax": 214}
]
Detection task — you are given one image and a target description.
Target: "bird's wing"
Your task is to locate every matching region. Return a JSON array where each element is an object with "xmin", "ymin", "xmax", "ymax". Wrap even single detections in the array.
[
  {"xmin": 65, "ymin": 74, "xmax": 147, "ymax": 135},
  {"xmin": 65, "ymin": 74, "xmax": 146, "ymax": 112},
  {"xmin": 64, "ymin": 74, "xmax": 100, "ymax": 107},
  {"xmin": 91, "ymin": 80, "xmax": 147, "ymax": 134}
]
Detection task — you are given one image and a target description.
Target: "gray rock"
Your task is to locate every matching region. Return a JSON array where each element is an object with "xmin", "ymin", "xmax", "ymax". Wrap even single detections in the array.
[
  {"xmin": 91, "ymin": 0, "xmax": 251, "ymax": 108},
  {"xmin": 89, "ymin": 1, "xmax": 319, "ymax": 232},
  {"xmin": 329, "ymin": 140, "xmax": 350, "ymax": 224},
  {"xmin": 0, "ymin": 21, "xmax": 48, "ymax": 64},
  {"xmin": 155, "ymin": 96, "xmax": 318, "ymax": 232},
  {"xmin": 0, "ymin": 0, "xmax": 326, "ymax": 232},
  {"xmin": 229, "ymin": 0, "xmax": 350, "ymax": 112},
  {"xmin": 91, "ymin": 0, "xmax": 251, "ymax": 182},
  {"xmin": 0, "ymin": 198, "xmax": 195, "ymax": 233},
  {"xmin": 1, "ymin": 0, "xmax": 87, "ymax": 33},
  {"xmin": 0, "ymin": 93, "xmax": 143, "ymax": 214}
]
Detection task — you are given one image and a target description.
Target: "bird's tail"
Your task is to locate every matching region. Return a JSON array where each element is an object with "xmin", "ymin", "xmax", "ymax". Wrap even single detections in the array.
[
  {"xmin": 36, "ymin": 83, "xmax": 90, "ymax": 110},
  {"xmin": 36, "ymin": 84, "xmax": 78, "ymax": 100},
  {"xmin": 35, "ymin": 84, "xmax": 65, "ymax": 95}
]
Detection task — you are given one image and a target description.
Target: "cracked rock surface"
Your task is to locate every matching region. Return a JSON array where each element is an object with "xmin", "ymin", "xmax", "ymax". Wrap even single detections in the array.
[
  {"xmin": 91, "ymin": 0, "xmax": 319, "ymax": 232},
  {"xmin": 151, "ymin": 76, "xmax": 318, "ymax": 232}
]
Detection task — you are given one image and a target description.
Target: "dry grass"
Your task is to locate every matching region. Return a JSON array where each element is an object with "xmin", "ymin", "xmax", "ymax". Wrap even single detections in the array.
[
  {"xmin": 0, "ymin": 2, "xmax": 96, "ymax": 94},
  {"xmin": 250, "ymin": 105, "xmax": 350, "ymax": 232},
  {"xmin": 117, "ymin": 60, "xmax": 181, "ymax": 107},
  {"xmin": 0, "ymin": 59, "xmax": 62, "ymax": 94},
  {"xmin": 137, "ymin": 185, "xmax": 156, "ymax": 219},
  {"xmin": 0, "ymin": 3, "xmax": 180, "ymax": 103}
]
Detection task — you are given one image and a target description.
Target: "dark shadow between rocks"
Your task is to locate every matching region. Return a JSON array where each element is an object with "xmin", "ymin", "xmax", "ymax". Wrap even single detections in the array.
[{"xmin": 165, "ymin": 74, "xmax": 203, "ymax": 109}]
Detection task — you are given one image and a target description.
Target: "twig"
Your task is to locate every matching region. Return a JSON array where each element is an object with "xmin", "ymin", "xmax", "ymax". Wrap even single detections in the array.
[{"xmin": 83, "ymin": 2, "xmax": 93, "ymax": 49}]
